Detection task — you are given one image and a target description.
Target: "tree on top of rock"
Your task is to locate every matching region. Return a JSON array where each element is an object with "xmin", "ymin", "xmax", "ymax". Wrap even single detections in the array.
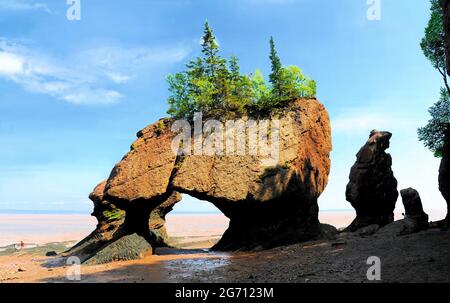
[
  {"xmin": 201, "ymin": 22, "xmax": 222, "ymax": 78},
  {"xmin": 269, "ymin": 36, "xmax": 283, "ymax": 99},
  {"xmin": 229, "ymin": 55, "xmax": 240, "ymax": 82},
  {"xmin": 266, "ymin": 36, "xmax": 316, "ymax": 106},
  {"xmin": 166, "ymin": 23, "xmax": 317, "ymax": 120}
]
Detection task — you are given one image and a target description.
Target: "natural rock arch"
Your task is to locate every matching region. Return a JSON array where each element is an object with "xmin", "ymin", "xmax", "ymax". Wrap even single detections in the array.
[
  {"xmin": 67, "ymin": 98, "xmax": 335, "ymax": 264},
  {"xmin": 163, "ymin": 194, "xmax": 229, "ymax": 248}
]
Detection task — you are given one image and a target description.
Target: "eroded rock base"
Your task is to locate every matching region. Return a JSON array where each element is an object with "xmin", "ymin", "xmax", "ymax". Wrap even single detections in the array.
[
  {"xmin": 212, "ymin": 200, "xmax": 337, "ymax": 251},
  {"xmin": 84, "ymin": 233, "xmax": 153, "ymax": 265}
]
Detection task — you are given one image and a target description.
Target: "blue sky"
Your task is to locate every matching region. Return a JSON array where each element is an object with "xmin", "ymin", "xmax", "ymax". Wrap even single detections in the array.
[{"xmin": 0, "ymin": 0, "xmax": 447, "ymax": 218}]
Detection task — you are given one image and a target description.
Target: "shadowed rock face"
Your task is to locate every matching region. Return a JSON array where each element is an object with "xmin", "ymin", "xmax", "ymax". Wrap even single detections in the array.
[
  {"xmin": 375, "ymin": 188, "xmax": 429, "ymax": 237},
  {"xmin": 345, "ymin": 130, "xmax": 399, "ymax": 231},
  {"xmin": 149, "ymin": 192, "xmax": 182, "ymax": 245},
  {"xmin": 400, "ymin": 188, "xmax": 428, "ymax": 231},
  {"xmin": 439, "ymin": 160, "xmax": 450, "ymax": 226},
  {"xmin": 65, "ymin": 181, "xmax": 125, "ymax": 261},
  {"xmin": 71, "ymin": 98, "xmax": 334, "ymax": 261},
  {"xmin": 84, "ymin": 233, "xmax": 153, "ymax": 265},
  {"xmin": 438, "ymin": 131, "xmax": 450, "ymax": 226},
  {"xmin": 171, "ymin": 99, "xmax": 333, "ymax": 250},
  {"xmin": 432, "ymin": 0, "xmax": 450, "ymax": 227},
  {"xmin": 400, "ymin": 188, "xmax": 428, "ymax": 223}
]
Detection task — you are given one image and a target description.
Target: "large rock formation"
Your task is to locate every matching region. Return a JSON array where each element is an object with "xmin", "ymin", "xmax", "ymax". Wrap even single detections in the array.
[
  {"xmin": 65, "ymin": 181, "xmax": 125, "ymax": 261},
  {"xmin": 345, "ymin": 130, "xmax": 399, "ymax": 231},
  {"xmin": 84, "ymin": 233, "xmax": 153, "ymax": 265},
  {"xmin": 377, "ymin": 188, "xmax": 429, "ymax": 237},
  {"xmin": 400, "ymin": 188, "xmax": 429, "ymax": 230},
  {"xmin": 438, "ymin": 130, "xmax": 450, "ymax": 227},
  {"xmin": 70, "ymin": 98, "xmax": 334, "ymax": 262},
  {"xmin": 436, "ymin": 0, "xmax": 450, "ymax": 228}
]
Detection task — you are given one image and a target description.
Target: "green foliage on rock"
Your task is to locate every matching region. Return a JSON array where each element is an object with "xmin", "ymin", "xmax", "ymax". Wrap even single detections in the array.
[
  {"xmin": 166, "ymin": 23, "xmax": 316, "ymax": 120},
  {"xmin": 102, "ymin": 209, "xmax": 125, "ymax": 222},
  {"xmin": 154, "ymin": 120, "xmax": 167, "ymax": 135}
]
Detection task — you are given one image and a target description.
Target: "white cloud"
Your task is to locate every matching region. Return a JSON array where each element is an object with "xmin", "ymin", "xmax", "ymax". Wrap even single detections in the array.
[
  {"xmin": 63, "ymin": 90, "xmax": 123, "ymax": 105},
  {"xmin": 80, "ymin": 45, "xmax": 190, "ymax": 74},
  {"xmin": 0, "ymin": 38, "xmax": 190, "ymax": 105},
  {"xmin": 0, "ymin": 0, "xmax": 51, "ymax": 13},
  {"xmin": 107, "ymin": 72, "xmax": 131, "ymax": 84},
  {"xmin": 0, "ymin": 51, "xmax": 24, "ymax": 75}
]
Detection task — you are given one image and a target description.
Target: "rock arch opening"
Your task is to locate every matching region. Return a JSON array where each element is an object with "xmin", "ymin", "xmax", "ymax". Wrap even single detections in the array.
[{"xmin": 164, "ymin": 194, "xmax": 229, "ymax": 250}]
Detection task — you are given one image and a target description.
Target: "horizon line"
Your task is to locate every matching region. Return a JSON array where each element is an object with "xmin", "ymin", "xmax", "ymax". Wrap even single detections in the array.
[{"xmin": 0, "ymin": 208, "xmax": 357, "ymax": 215}]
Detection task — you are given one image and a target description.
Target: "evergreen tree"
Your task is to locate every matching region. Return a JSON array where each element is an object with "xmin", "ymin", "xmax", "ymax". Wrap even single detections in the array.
[
  {"xmin": 225, "ymin": 56, "xmax": 252, "ymax": 116},
  {"xmin": 200, "ymin": 21, "xmax": 229, "ymax": 110},
  {"xmin": 229, "ymin": 55, "xmax": 240, "ymax": 81},
  {"xmin": 167, "ymin": 72, "xmax": 192, "ymax": 119},
  {"xmin": 269, "ymin": 36, "xmax": 283, "ymax": 97},
  {"xmin": 201, "ymin": 21, "xmax": 222, "ymax": 80},
  {"xmin": 186, "ymin": 57, "xmax": 205, "ymax": 80},
  {"xmin": 251, "ymin": 69, "xmax": 271, "ymax": 111},
  {"xmin": 166, "ymin": 25, "xmax": 317, "ymax": 120}
]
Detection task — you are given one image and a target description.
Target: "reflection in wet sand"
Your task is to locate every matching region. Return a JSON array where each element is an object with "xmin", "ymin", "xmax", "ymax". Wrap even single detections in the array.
[{"xmin": 3, "ymin": 229, "xmax": 450, "ymax": 283}]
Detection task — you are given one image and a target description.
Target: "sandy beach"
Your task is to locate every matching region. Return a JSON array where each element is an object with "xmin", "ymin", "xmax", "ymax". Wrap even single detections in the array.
[
  {"xmin": 1, "ymin": 210, "xmax": 448, "ymax": 283},
  {"xmin": 1, "ymin": 228, "xmax": 450, "ymax": 283}
]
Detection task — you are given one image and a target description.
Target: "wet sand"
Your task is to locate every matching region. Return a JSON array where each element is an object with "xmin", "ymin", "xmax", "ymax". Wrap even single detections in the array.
[
  {"xmin": 1, "ymin": 210, "xmax": 449, "ymax": 283},
  {"xmin": 166, "ymin": 214, "xmax": 229, "ymax": 249},
  {"xmin": 0, "ymin": 249, "xmax": 231, "ymax": 283},
  {"xmin": 2, "ymin": 229, "xmax": 450, "ymax": 283}
]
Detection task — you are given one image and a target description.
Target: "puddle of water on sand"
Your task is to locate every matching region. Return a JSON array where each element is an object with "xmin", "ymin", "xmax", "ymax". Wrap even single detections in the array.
[
  {"xmin": 164, "ymin": 254, "xmax": 232, "ymax": 280},
  {"xmin": 302, "ymin": 242, "xmax": 328, "ymax": 249},
  {"xmin": 40, "ymin": 257, "xmax": 67, "ymax": 268}
]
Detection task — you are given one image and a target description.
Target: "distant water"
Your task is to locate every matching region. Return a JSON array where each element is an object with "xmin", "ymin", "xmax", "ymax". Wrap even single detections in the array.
[
  {"xmin": 0, "ymin": 214, "xmax": 96, "ymax": 247},
  {"xmin": 0, "ymin": 209, "xmax": 90, "ymax": 215}
]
